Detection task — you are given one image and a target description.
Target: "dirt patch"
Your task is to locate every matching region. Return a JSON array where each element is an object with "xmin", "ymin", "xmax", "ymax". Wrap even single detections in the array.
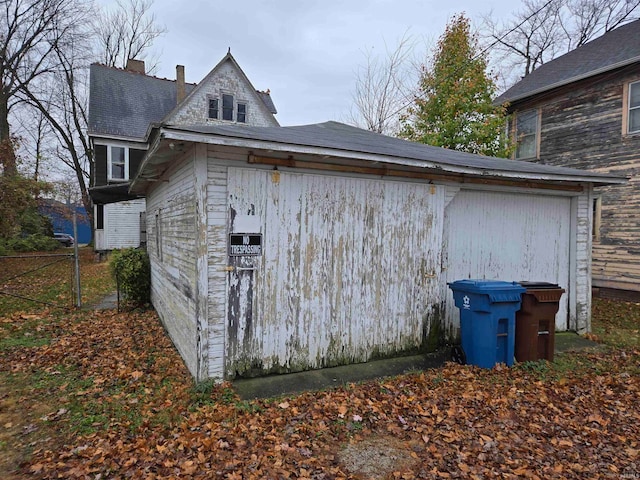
[{"xmin": 338, "ymin": 435, "xmax": 419, "ymax": 479}]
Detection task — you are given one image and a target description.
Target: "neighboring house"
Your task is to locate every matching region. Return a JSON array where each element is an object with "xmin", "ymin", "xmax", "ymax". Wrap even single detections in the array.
[
  {"xmin": 495, "ymin": 19, "xmax": 640, "ymax": 299},
  {"xmin": 88, "ymin": 52, "xmax": 279, "ymax": 251},
  {"xmin": 129, "ymin": 120, "xmax": 623, "ymax": 382}
]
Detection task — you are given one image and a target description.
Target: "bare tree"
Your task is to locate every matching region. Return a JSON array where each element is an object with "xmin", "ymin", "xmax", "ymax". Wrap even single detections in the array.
[
  {"xmin": 93, "ymin": 0, "xmax": 165, "ymax": 73},
  {"xmin": 17, "ymin": 0, "xmax": 165, "ymax": 226},
  {"xmin": 346, "ymin": 34, "xmax": 417, "ymax": 135},
  {"xmin": 482, "ymin": 0, "xmax": 640, "ymax": 85},
  {"xmin": 0, "ymin": 0, "xmax": 79, "ymax": 176}
]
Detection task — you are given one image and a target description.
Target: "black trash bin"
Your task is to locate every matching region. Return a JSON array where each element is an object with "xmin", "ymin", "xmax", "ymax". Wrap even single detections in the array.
[{"xmin": 515, "ymin": 282, "xmax": 565, "ymax": 362}]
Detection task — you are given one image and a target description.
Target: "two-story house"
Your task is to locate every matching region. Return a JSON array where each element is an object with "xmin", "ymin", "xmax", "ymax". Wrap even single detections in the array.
[
  {"xmin": 88, "ymin": 52, "xmax": 279, "ymax": 251},
  {"xmin": 495, "ymin": 19, "xmax": 640, "ymax": 300}
]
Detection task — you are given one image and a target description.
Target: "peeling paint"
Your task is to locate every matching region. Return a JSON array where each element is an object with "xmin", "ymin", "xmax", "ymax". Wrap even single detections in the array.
[{"xmin": 225, "ymin": 168, "xmax": 445, "ymax": 378}]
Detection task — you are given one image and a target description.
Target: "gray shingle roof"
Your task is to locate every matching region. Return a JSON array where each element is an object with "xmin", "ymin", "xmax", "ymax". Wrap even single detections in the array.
[
  {"xmin": 257, "ymin": 91, "xmax": 277, "ymax": 114},
  {"xmin": 88, "ymin": 64, "xmax": 196, "ymax": 140},
  {"xmin": 495, "ymin": 19, "xmax": 640, "ymax": 105},
  {"xmin": 156, "ymin": 121, "xmax": 625, "ymax": 184},
  {"xmin": 88, "ymin": 63, "xmax": 278, "ymax": 140}
]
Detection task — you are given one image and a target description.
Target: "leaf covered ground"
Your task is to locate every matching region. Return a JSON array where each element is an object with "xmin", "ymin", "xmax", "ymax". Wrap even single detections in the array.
[{"xmin": 1, "ymin": 275, "xmax": 639, "ymax": 478}]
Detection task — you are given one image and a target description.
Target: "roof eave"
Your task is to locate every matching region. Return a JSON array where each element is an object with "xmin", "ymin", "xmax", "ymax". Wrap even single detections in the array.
[
  {"xmin": 497, "ymin": 55, "xmax": 640, "ymax": 106},
  {"xmin": 131, "ymin": 127, "xmax": 626, "ymax": 192}
]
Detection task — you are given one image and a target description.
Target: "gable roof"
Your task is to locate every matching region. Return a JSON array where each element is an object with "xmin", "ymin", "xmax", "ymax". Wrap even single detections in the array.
[
  {"xmin": 88, "ymin": 56, "xmax": 278, "ymax": 141},
  {"xmin": 161, "ymin": 52, "xmax": 278, "ymax": 126},
  {"xmin": 495, "ymin": 19, "xmax": 640, "ymax": 105},
  {"xmin": 131, "ymin": 121, "xmax": 626, "ymax": 194}
]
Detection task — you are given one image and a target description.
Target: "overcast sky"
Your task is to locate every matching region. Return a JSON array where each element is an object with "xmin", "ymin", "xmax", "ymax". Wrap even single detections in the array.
[{"xmin": 137, "ymin": 1, "xmax": 518, "ymax": 126}]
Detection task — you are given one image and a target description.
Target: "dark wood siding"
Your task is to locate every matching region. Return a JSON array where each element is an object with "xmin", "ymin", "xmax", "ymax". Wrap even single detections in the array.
[
  {"xmin": 94, "ymin": 144, "xmax": 107, "ymax": 186},
  {"xmin": 511, "ymin": 67, "xmax": 640, "ymax": 292},
  {"xmin": 130, "ymin": 148, "xmax": 146, "ymax": 179}
]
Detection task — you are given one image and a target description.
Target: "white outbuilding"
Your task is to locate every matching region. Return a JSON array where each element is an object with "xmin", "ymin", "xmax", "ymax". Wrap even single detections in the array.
[{"xmin": 130, "ymin": 121, "xmax": 624, "ymax": 382}]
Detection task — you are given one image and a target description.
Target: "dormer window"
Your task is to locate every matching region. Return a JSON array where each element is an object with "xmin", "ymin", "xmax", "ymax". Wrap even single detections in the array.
[
  {"xmin": 208, "ymin": 98, "xmax": 218, "ymax": 119},
  {"xmin": 237, "ymin": 103, "xmax": 247, "ymax": 123},
  {"xmin": 108, "ymin": 145, "xmax": 129, "ymax": 181},
  {"xmin": 222, "ymin": 94, "xmax": 234, "ymax": 121}
]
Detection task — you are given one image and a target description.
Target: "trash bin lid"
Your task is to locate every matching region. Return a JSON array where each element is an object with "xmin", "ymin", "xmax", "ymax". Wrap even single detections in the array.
[
  {"xmin": 448, "ymin": 279, "xmax": 525, "ymax": 303},
  {"xmin": 518, "ymin": 281, "xmax": 560, "ymax": 289},
  {"xmin": 448, "ymin": 279, "xmax": 526, "ymax": 293}
]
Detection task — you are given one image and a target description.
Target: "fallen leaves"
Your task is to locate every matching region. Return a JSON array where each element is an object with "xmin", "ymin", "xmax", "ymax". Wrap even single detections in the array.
[{"xmin": 0, "ymin": 303, "xmax": 639, "ymax": 479}]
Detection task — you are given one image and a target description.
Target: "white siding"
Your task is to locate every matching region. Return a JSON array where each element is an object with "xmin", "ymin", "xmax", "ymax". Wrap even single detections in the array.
[
  {"xmin": 169, "ymin": 60, "xmax": 277, "ymax": 127},
  {"xmin": 442, "ymin": 190, "xmax": 572, "ymax": 337},
  {"xmin": 100, "ymin": 199, "xmax": 146, "ymax": 250},
  {"xmin": 206, "ymin": 161, "xmax": 230, "ymax": 380},
  {"xmin": 224, "ymin": 168, "xmax": 444, "ymax": 378},
  {"xmin": 146, "ymin": 155, "xmax": 199, "ymax": 378},
  {"xmin": 571, "ymin": 189, "xmax": 593, "ymax": 333}
]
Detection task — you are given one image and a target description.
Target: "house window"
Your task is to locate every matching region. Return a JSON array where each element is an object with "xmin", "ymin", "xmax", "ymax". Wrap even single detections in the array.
[
  {"xmin": 237, "ymin": 103, "xmax": 247, "ymax": 123},
  {"xmin": 107, "ymin": 145, "xmax": 129, "ymax": 181},
  {"xmin": 208, "ymin": 98, "xmax": 219, "ymax": 119},
  {"xmin": 222, "ymin": 94, "xmax": 234, "ymax": 121},
  {"xmin": 628, "ymin": 81, "xmax": 640, "ymax": 134},
  {"xmin": 514, "ymin": 110, "xmax": 539, "ymax": 159},
  {"xmin": 592, "ymin": 196, "xmax": 602, "ymax": 241},
  {"xmin": 155, "ymin": 210, "xmax": 162, "ymax": 261}
]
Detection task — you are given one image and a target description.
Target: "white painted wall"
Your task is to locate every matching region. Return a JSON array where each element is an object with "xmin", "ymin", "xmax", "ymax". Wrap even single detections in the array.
[
  {"xmin": 224, "ymin": 168, "xmax": 445, "ymax": 377},
  {"xmin": 96, "ymin": 199, "xmax": 146, "ymax": 250},
  {"xmin": 146, "ymin": 145, "xmax": 593, "ymax": 381},
  {"xmin": 145, "ymin": 154, "xmax": 200, "ymax": 378}
]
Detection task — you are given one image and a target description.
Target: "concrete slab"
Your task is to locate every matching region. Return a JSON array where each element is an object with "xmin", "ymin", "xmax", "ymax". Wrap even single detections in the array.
[
  {"xmin": 89, "ymin": 291, "xmax": 118, "ymax": 310},
  {"xmin": 234, "ymin": 350, "xmax": 449, "ymax": 400},
  {"xmin": 233, "ymin": 332, "xmax": 603, "ymax": 400}
]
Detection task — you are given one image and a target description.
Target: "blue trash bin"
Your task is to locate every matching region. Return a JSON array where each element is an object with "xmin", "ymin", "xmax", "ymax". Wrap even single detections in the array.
[{"xmin": 448, "ymin": 280, "xmax": 526, "ymax": 368}]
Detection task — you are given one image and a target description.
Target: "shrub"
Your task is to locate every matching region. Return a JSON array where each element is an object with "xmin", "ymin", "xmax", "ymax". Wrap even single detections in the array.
[
  {"xmin": 0, "ymin": 234, "xmax": 60, "ymax": 253},
  {"xmin": 110, "ymin": 248, "xmax": 151, "ymax": 307}
]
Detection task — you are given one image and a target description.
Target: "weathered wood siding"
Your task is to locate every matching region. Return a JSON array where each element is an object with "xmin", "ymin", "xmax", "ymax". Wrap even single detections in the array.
[
  {"xmin": 224, "ymin": 168, "xmax": 445, "ymax": 378},
  {"xmin": 443, "ymin": 189, "xmax": 573, "ymax": 335},
  {"xmin": 515, "ymin": 69, "xmax": 640, "ymax": 292},
  {"xmin": 206, "ymin": 156, "xmax": 234, "ymax": 380},
  {"xmin": 146, "ymin": 153, "xmax": 200, "ymax": 378},
  {"xmin": 100, "ymin": 199, "xmax": 146, "ymax": 250}
]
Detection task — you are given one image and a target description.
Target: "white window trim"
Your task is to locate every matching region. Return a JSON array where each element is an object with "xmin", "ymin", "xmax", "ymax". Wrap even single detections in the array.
[
  {"xmin": 107, "ymin": 144, "xmax": 130, "ymax": 181},
  {"xmin": 237, "ymin": 100, "xmax": 248, "ymax": 123},
  {"xmin": 626, "ymin": 80, "xmax": 640, "ymax": 135},
  {"xmin": 207, "ymin": 96, "xmax": 219, "ymax": 119}
]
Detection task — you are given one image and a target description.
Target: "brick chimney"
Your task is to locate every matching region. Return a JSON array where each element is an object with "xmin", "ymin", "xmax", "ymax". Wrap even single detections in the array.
[
  {"xmin": 125, "ymin": 58, "xmax": 146, "ymax": 74},
  {"xmin": 176, "ymin": 65, "xmax": 185, "ymax": 104}
]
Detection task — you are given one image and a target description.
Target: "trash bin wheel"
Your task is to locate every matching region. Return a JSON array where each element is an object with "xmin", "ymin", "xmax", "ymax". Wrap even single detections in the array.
[{"xmin": 451, "ymin": 345, "xmax": 466, "ymax": 365}]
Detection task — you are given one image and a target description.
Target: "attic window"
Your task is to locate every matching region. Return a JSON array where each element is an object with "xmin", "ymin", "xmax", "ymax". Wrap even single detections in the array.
[
  {"xmin": 514, "ymin": 109, "xmax": 539, "ymax": 159},
  {"xmin": 629, "ymin": 81, "xmax": 640, "ymax": 134},
  {"xmin": 208, "ymin": 98, "xmax": 218, "ymax": 119},
  {"xmin": 237, "ymin": 103, "xmax": 246, "ymax": 123},
  {"xmin": 222, "ymin": 94, "xmax": 234, "ymax": 121}
]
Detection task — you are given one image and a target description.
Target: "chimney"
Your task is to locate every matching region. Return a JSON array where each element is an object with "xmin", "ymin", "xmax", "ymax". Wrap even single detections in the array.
[
  {"xmin": 176, "ymin": 65, "xmax": 185, "ymax": 104},
  {"xmin": 125, "ymin": 58, "xmax": 145, "ymax": 74}
]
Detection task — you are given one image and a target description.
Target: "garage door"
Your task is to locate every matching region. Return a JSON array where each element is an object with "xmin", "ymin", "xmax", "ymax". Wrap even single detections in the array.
[
  {"xmin": 226, "ymin": 168, "xmax": 444, "ymax": 377},
  {"xmin": 443, "ymin": 190, "xmax": 571, "ymax": 335}
]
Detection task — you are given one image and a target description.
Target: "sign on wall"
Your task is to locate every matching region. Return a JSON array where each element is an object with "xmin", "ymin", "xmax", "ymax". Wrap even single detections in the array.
[{"xmin": 228, "ymin": 233, "xmax": 263, "ymax": 256}]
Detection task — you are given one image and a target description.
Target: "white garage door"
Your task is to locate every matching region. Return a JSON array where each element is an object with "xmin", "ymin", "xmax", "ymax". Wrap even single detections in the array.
[{"xmin": 443, "ymin": 190, "xmax": 571, "ymax": 334}]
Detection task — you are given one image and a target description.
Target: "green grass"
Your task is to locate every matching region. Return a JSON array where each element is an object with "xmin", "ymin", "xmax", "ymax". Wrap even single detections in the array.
[{"xmin": 591, "ymin": 297, "xmax": 640, "ymax": 349}]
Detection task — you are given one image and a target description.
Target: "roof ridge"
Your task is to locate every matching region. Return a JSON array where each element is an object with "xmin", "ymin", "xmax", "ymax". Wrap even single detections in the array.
[{"xmin": 91, "ymin": 62, "xmax": 198, "ymax": 85}]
